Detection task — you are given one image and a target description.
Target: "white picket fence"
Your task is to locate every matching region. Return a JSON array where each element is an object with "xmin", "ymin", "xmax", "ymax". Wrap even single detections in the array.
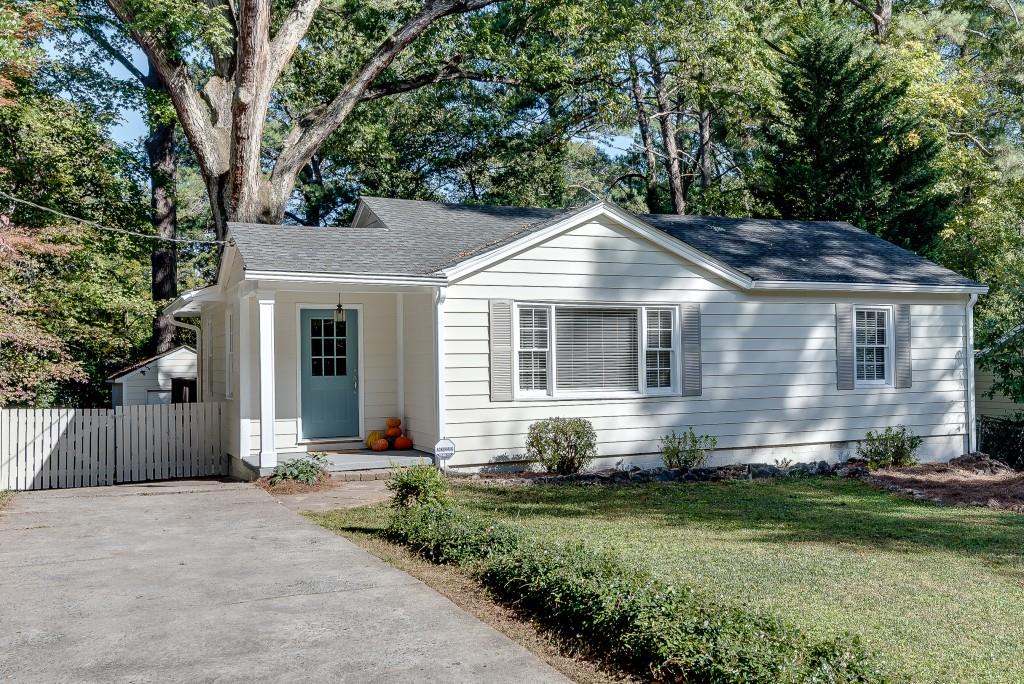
[{"xmin": 0, "ymin": 403, "xmax": 224, "ymax": 491}]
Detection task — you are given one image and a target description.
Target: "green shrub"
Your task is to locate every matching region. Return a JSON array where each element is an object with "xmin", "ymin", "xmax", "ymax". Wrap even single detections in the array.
[
  {"xmin": 526, "ymin": 417, "xmax": 597, "ymax": 474},
  {"xmin": 269, "ymin": 453, "xmax": 328, "ymax": 485},
  {"xmin": 385, "ymin": 504, "xmax": 890, "ymax": 683},
  {"xmin": 386, "ymin": 502, "xmax": 522, "ymax": 565},
  {"xmin": 857, "ymin": 425, "xmax": 923, "ymax": 470},
  {"xmin": 660, "ymin": 427, "xmax": 718, "ymax": 469},
  {"xmin": 386, "ymin": 464, "xmax": 451, "ymax": 508}
]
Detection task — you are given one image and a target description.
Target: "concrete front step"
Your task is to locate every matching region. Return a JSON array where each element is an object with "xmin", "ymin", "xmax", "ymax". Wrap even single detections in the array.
[
  {"xmin": 323, "ymin": 450, "xmax": 433, "ymax": 473},
  {"xmin": 329, "ymin": 469, "xmax": 394, "ymax": 482}
]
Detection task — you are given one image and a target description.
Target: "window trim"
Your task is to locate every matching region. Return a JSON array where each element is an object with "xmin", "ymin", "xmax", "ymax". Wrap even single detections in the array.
[
  {"xmin": 852, "ymin": 305, "xmax": 894, "ymax": 388},
  {"xmin": 512, "ymin": 301, "xmax": 681, "ymax": 400}
]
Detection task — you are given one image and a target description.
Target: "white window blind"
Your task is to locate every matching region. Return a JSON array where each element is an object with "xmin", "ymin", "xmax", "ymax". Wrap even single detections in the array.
[
  {"xmin": 518, "ymin": 307, "xmax": 549, "ymax": 391},
  {"xmin": 555, "ymin": 307, "xmax": 639, "ymax": 392},
  {"xmin": 855, "ymin": 309, "xmax": 888, "ymax": 382},
  {"xmin": 645, "ymin": 308, "xmax": 674, "ymax": 389}
]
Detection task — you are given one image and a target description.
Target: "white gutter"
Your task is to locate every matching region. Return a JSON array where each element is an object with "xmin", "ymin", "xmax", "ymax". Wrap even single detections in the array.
[
  {"xmin": 245, "ymin": 270, "xmax": 446, "ymax": 287},
  {"xmin": 751, "ymin": 281, "xmax": 989, "ymax": 295},
  {"xmin": 965, "ymin": 293, "xmax": 979, "ymax": 452}
]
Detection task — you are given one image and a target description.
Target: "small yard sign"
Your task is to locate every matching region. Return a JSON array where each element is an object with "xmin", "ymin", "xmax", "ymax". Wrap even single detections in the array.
[{"xmin": 434, "ymin": 438, "xmax": 455, "ymax": 461}]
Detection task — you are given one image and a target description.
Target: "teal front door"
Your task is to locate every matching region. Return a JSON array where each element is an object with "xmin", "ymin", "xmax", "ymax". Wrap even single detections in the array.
[{"xmin": 300, "ymin": 309, "xmax": 359, "ymax": 439}]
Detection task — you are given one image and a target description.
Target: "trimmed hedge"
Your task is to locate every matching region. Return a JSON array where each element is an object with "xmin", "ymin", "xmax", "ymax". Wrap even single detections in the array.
[{"xmin": 387, "ymin": 504, "xmax": 891, "ymax": 683}]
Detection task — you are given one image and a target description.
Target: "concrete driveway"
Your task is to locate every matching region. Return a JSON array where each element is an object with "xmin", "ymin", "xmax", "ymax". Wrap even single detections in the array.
[{"xmin": 0, "ymin": 480, "xmax": 566, "ymax": 683}]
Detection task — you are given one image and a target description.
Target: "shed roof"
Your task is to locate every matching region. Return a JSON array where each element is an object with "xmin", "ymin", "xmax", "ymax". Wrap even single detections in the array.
[{"xmin": 107, "ymin": 346, "xmax": 196, "ymax": 382}]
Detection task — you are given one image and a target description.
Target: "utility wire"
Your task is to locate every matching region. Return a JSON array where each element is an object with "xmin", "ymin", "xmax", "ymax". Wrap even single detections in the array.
[{"xmin": 0, "ymin": 190, "xmax": 225, "ymax": 245}]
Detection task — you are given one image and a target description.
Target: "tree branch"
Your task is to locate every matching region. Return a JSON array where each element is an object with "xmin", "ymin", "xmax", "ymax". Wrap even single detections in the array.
[
  {"xmin": 104, "ymin": 0, "xmax": 224, "ymax": 176},
  {"xmin": 272, "ymin": 0, "xmax": 499, "ymax": 195},
  {"xmin": 949, "ymin": 131, "xmax": 995, "ymax": 156},
  {"xmin": 77, "ymin": 21, "xmax": 146, "ymax": 83},
  {"xmin": 360, "ymin": 61, "xmax": 519, "ymax": 101},
  {"xmin": 268, "ymin": 0, "xmax": 322, "ymax": 84},
  {"xmin": 844, "ymin": 0, "xmax": 883, "ymax": 24},
  {"xmin": 1007, "ymin": 0, "xmax": 1021, "ymax": 26}
]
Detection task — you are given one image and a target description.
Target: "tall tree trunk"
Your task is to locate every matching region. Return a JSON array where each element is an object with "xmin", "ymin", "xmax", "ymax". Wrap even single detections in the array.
[
  {"xmin": 873, "ymin": 0, "xmax": 892, "ymax": 41},
  {"xmin": 144, "ymin": 64, "xmax": 179, "ymax": 355},
  {"xmin": 698, "ymin": 106, "xmax": 713, "ymax": 190},
  {"xmin": 628, "ymin": 53, "xmax": 661, "ymax": 214},
  {"xmin": 648, "ymin": 51, "xmax": 686, "ymax": 215},
  {"xmin": 146, "ymin": 120, "xmax": 178, "ymax": 354}
]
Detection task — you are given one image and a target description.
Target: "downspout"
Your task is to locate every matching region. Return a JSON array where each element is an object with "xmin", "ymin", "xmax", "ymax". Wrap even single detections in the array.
[
  {"xmin": 965, "ymin": 293, "xmax": 979, "ymax": 453},
  {"xmin": 170, "ymin": 317, "xmax": 202, "ymax": 401}
]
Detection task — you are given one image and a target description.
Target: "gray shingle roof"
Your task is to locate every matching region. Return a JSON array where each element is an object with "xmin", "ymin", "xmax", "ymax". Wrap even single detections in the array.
[
  {"xmin": 639, "ymin": 214, "xmax": 980, "ymax": 287},
  {"xmin": 229, "ymin": 197, "xmax": 564, "ymax": 278},
  {"xmin": 227, "ymin": 196, "xmax": 982, "ymax": 289}
]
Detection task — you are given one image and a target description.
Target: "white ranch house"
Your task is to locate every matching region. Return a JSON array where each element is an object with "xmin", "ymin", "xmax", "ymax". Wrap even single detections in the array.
[{"xmin": 166, "ymin": 197, "xmax": 987, "ymax": 478}]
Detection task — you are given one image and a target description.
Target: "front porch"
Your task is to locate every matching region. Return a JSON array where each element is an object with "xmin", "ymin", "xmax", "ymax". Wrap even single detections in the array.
[
  {"xmin": 323, "ymin": 449, "xmax": 433, "ymax": 472},
  {"xmin": 228, "ymin": 283, "xmax": 443, "ymax": 478}
]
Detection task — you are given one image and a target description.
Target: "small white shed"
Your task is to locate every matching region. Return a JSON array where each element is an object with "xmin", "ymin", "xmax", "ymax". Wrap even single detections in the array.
[{"xmin": 108, "ymin": 346, "xmax": 198, "ymax": 407}]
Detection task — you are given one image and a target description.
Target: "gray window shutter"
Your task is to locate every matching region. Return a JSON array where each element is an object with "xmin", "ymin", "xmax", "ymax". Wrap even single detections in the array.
[
  {"xmin": 894, "ymin": 304, "xmax": 913, "ymax": 389},
  {"xmin": 836, "ymin": 303, "xmax": 855, "ymax": 390},
  {"xmin": 489, "ymin": 299, "xmax": 514, "ymax": 401},
  {"xmin": 680, "ymin": 303, "xmax": 702, "ymax": 396}
]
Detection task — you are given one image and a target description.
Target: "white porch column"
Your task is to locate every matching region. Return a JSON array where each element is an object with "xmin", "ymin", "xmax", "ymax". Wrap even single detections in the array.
[
  {"xmin": 396, "ymin": 293, "xmax": 405, "ymax": 420},
  {"xmin": 238, "ymin": 289, "xmax": 253, "ymax": 466},
  {"xmin": 257, "ymin": 290, "xmax": 277, "ymax": 469},
  {"xmin": 434, "ymin": 286, "xmax": 447, "ymax": 448}
]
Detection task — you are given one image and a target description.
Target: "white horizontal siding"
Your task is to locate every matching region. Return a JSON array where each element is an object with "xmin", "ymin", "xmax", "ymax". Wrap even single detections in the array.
[
  {"xmin": 975, "ymin": 368, "xmax": 1023, "ymax": 418},
  {"xmin": 117, "ymin": 349, "xmax": 198, "ymax": 406},
  {"xmin": 403, "ymin": 292, "xmax": 438, "ymax": 450},
  {"xmin": 441, "ymin": 216, "xmax": 970, "ymax": 466}
]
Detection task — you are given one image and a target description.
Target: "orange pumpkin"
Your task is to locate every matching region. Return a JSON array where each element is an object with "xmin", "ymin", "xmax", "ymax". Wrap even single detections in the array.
[
  {"xmin": 385, "ymin": 417, "xmax": 402, "ymax": 428},
  {"xmin": 394, "ymin": 435, "xmax": 413, "ymax": 450},
  {"xmin": 371, "ymin": 438, "xmax": 390, "ymax": 452},
  {"xmin": 384, "ymin": 426, "xmax": 403, "ymax": 439}
]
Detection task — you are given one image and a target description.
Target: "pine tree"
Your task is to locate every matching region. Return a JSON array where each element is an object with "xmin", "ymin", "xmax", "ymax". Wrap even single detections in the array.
[{"xmin": 753, "ymin": 12, "xmax": 951, "ymax": 251}]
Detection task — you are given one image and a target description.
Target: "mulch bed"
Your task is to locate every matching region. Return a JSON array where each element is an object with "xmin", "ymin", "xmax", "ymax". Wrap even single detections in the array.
[
  {"xmin": 866, "ymin": 454, "xmax": 1024, "ymax": 512},
  {"xmin": 254, "ymin": 473, "xmax": 337, "ymax": 496}
]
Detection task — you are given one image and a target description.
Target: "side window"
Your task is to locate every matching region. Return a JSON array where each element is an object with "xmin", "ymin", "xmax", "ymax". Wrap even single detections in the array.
[
  {"xmin": 644, "ymin": 308, "xmax": 675, "ymax": 391},
  {"xmin": 854, "ymin": 308, "xmax": 890, "ymax": 385},
  {"xmin": 517, "ymin": 307, "xmax": 549, "ymax": 391}
]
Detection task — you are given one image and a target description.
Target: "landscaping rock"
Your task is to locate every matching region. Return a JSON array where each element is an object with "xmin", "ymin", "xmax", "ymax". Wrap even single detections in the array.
[
  {"xmin": 834, "ymin": 458, "xmax": 870, "ymax": 478},
  {"xmin": 465, "ymin": 456, "xmax": 895, "ymax": 487},
  {"xmin": 750, "ymin": 464, "xmax": 782, "ymax": 479},
  {"xmin": 948, "ymin": 452, "xmax": 1014, "ymax": 475}
]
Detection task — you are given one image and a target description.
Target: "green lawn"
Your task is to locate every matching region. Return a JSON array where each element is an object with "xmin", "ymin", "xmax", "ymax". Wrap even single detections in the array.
[
  {"xmin": 0, "ymin": 490, "xmax": 12, "ymax": 510},
  {"xmin": 321, "ymin": 478, "xmax": 1024, "ymax": 683},
  {"xmin": 446, "ymin": 478, "xmax": 1024, "ymax": 684}
]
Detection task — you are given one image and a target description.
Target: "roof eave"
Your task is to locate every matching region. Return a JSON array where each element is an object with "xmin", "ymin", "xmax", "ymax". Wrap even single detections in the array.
[
  {"xmin": 106, "ymin": 345, "xmax": 196, "ymax": 381},
  {"xmin": 244, "ymin": 269, "xmax": 447, "ymax": 287},
  {"xmin": 163, "ymin": 285, "xmax": 223, "ymax": 317},
  {"xmin": 750, "ymin": 280, "xmax": 988, "ymax": 295}
]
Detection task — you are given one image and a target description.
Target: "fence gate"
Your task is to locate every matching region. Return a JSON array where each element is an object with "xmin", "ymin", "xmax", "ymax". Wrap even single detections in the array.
[{"xmin": 0, "ymin": 403, "xmax": 224, "ymax": 491}]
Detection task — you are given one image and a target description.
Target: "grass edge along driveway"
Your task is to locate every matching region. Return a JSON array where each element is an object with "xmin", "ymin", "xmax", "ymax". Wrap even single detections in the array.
[{"xmin": 317, "ymin": 478, "xmax": 1024, "ymax": 684}]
